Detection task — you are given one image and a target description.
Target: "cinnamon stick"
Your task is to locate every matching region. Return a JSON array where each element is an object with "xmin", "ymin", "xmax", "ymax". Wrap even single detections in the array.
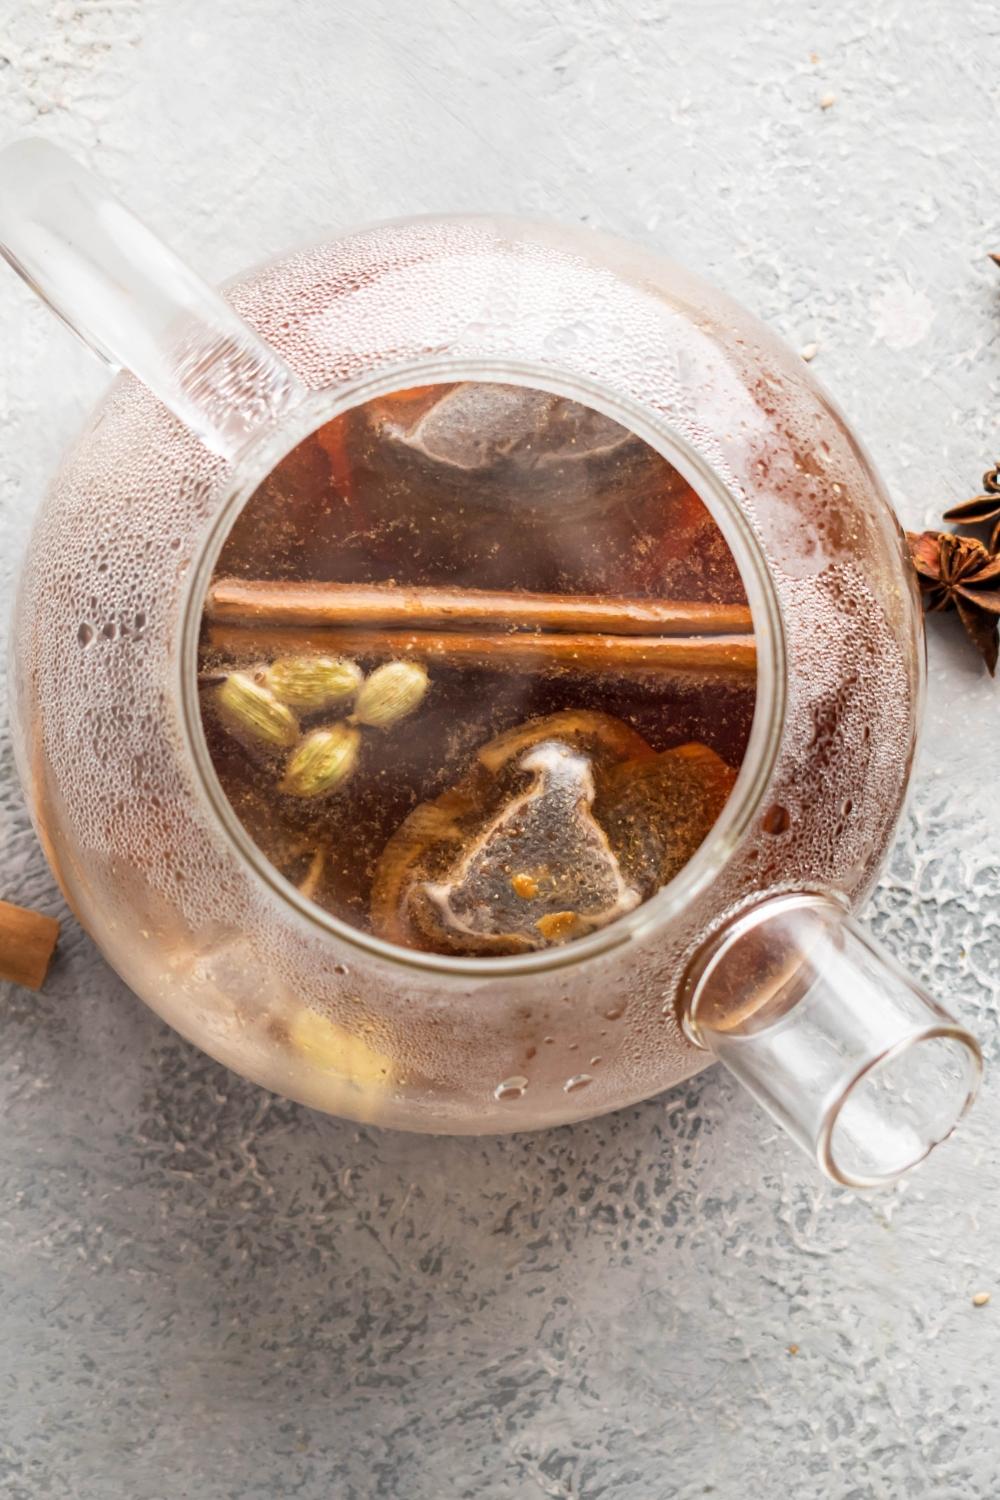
[
  {"xmin": 206, "ymin": 623, "xmax": 756, "ymax": 676},
  {"xmin": 207, "ymin": 578, "xmax": 753, "ymax": 639},
  {"xmin": 0, "ymin": 899, "xmax": 60, "ymax": 990}
]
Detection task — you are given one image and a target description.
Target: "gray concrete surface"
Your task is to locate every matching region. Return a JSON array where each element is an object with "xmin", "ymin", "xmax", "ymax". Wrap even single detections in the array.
[{"xmin": 2, "ymin": 2, "xmax": 1000, "ymax": 1496}]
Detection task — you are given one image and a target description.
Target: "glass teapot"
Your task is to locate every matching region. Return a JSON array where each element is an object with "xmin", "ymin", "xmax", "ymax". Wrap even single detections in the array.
[{"xmin": 0, "ymin": 140, "xmax": 981, "ymax": 1186}]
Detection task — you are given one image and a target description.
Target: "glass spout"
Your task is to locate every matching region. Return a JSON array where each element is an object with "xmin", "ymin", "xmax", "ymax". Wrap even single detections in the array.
[
  {"xmin": 0, "ymin": 139, "xmax": 306, "ymax": 460},
  {"xmin": 682, "ymin": 893, "xmax": 981, "ymax": 1187}
]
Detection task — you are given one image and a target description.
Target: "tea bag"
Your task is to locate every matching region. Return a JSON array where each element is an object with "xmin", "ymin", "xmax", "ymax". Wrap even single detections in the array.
[
  {"xmin": 340, "ymin": 381, "xmax": 713, "ymax": 595},
  {"xmin": 371, "ymin": 710, "xmax": 736, "ymax": 956},
  {"xmin": 417, "ymin": 740, "xmax": 642, "ymax": 954},
  {"xmin": 381, "ymin": 383, "xmax": 652, "ymax": 492},
  {"xmin": 596, "ymin": 742, "xmax": 737, "ymax": 893}
]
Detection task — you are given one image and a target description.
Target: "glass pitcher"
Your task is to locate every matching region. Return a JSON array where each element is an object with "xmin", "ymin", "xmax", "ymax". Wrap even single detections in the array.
[{"xmin": 0, "ymin": 140, "xmax": 981, "ymax": 1186}]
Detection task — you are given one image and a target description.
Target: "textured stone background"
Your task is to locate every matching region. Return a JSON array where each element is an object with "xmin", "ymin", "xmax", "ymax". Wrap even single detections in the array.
[{"xmin": 2, "ymin": 3, "xmax": 1000, "ymax": 1497}]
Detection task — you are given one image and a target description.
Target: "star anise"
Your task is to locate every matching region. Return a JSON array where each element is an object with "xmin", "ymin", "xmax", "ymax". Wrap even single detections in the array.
[
  {"xmin": 942, "ymin": 466, "xmax": 1000, "ymax": 553},
  {"xmin": 907, "ymin": 529, "xmax": 1000, "ymax": 674}
]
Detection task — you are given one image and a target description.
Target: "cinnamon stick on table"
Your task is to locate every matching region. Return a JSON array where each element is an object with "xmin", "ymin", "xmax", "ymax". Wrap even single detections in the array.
[
  {"xmin": 205, "ymin": 580, "xmax": 756, "ymax": 677},
  {"xmin": 0, "ymin": 899, "xmax": 60, "ymax": 990}
]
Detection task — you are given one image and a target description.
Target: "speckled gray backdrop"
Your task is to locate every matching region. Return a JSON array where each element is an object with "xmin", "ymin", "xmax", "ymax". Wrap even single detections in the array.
[{"xmin": 2, "ymin": 2, "xmax": 1000, "ymax": 1497}]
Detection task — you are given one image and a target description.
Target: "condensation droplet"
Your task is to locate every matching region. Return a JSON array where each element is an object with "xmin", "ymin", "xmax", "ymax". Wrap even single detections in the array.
[
  {"xmin": 77, "ymin": 622, "xmax": 94, "ymax": 647},
  {"xmin": 333, "ymin": 963, "xmax": 348, "ymax": 976},
  {"xmin": 603, "ymin": 1003, "xmax": 626, "ymax": 1021},
  {"xmin": 762, "ymin": 803, "xmax": 791, "ymax": 836},
  {"xmin": 589, "ymin": 1056, "xmax": 602, "ymax": 1067},
  {"xmin": 564, "ymin": 1073, "xmax": 593, "ymax": 1093},
  {"xmin": 494, "ymin": 1076, "xmax": 528, "ymax": 1102}
]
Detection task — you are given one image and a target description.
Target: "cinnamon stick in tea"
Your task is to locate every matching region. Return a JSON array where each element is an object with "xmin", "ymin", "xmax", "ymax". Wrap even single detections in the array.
[
  {"xmin": 207, "ymin": 623, "xmax": 756, "ymax": 676},
  {"xmin": 207, "ymin": 578, "xmax": 754, "ymax": 639},
  {"xmin": 0, "ymin": 899, "xmax": 60, "ymax": 990}
]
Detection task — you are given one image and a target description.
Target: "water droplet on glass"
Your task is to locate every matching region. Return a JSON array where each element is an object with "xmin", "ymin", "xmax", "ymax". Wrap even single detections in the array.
[
  {"xmin": 333, "ymin": 963, "xmax": 348, "ymax": 976},
  {"xmin": 494, "ymin": 1076, "xmax": 528, "ymax": 1102},
  {"xmin": 77, "ymin": 622, "xmax": 94, "ymax": 647},
  {"xmin": 564, "ymin": 1073, "xmax": 593, "ymax": 1094},
  {"xmin": 589, "ymin": 1056, "xmax": 602, "ymax": 1067},
  {"xmin": 603, "ymin": 1003, "xmax": 626, "ymax": 1022},
  {"xmin": 762, "ymin": 803, "xmax": 791, "ymax": 836},
  {"xmin": 543, "ymin": 323, "xmax": 582, "ymax": 356}
]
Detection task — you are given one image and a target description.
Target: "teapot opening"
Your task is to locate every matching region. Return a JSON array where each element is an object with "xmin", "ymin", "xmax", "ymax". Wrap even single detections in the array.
[{"xmin": 181, "ymin": 362, "xmax": 784, "ymax": 977}]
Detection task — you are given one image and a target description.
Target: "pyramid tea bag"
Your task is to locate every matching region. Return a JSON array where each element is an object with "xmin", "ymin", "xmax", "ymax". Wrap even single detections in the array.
[
  {"xmin": 371, "ymin": 711, "xmax": 736, "ymax": 956},
  {"xmin": 369, "ymin": 382, "xmax": 663, "ymax": 509}
]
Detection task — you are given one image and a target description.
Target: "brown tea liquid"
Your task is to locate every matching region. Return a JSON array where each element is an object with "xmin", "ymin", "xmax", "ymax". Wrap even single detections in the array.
[{"xmin": 198, "ymin": 382, "xmax": 756, "ymax": 953}]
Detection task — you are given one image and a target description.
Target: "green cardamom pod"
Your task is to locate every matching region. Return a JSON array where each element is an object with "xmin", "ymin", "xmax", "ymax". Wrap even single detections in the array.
[
  {"xmin": 263, "ymin": 655, "xmax": 362, "ymax": 712},
  {"xmin": 352, "ymin": 661, "xmax": 429, "ymax": 729},
  {"xmin": 280, "ymin": 723, "xmax": 362, "ymax": 798},
  {"xmin": 215, "ymin": 672, "xmax": 299, "ymax": 750}
]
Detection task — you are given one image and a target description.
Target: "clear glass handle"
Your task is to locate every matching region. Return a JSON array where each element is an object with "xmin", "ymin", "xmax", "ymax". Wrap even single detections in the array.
[
  {"xmin": 682, "ymin": 893, "xmax": 982, "ymax": 1187},
  {"xmin": 0, "ymin": 139, "xmax": 307, "ymax": 460}
]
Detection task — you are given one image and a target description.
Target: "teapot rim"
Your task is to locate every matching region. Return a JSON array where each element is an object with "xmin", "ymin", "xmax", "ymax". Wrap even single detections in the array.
[{"xmin": 179, "ymin": 356, "xmax": 786, "ymax": 979}]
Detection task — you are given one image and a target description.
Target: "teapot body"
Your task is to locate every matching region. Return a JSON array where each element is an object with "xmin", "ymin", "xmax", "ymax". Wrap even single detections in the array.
[{"xmin": 10, "ymin": 215, "xmax": 922, "ymax": 1132}]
